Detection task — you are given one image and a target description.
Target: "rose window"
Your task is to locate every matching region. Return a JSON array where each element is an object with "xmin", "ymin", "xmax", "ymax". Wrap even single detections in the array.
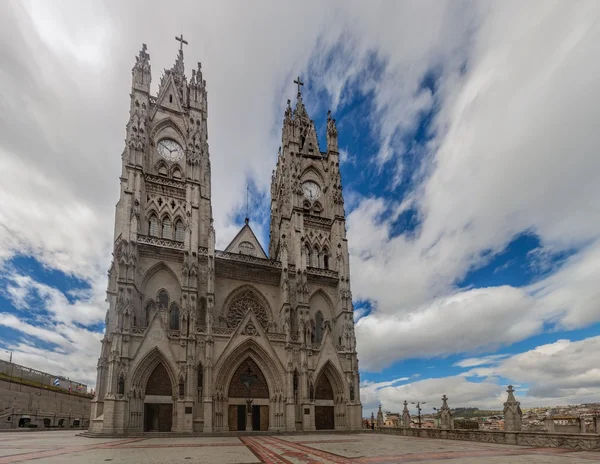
[{"xmin": 226, "ymin": 291, "xmax": 269, "ymax": 329}]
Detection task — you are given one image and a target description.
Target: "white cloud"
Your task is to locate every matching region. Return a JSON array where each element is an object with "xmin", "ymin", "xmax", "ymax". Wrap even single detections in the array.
[
  {"xmin": 363, "ymin": 336, "xmax": 600, "ymax": 413},
  {"xmin": 1, "ymin": 0, "xmax": 599, "ymax": 403}
]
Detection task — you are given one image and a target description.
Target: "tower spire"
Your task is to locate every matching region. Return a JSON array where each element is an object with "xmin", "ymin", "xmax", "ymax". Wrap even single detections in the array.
[
  {"xmin": 245, "ymin": 184, "xmax": 250, "ymax": 224},
  {"xmin": 294, "ymin": 76, "xmax": 304, "ymax": 98}
]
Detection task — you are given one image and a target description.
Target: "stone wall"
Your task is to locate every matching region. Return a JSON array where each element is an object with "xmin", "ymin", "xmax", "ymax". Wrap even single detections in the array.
[
  {"xmin": 0, "ymin": 379, "xmax": 90, "ymax": 430},
  {"xmin": 0, "ymin": 359, "xmax": 87, "ymax": 393},
  {"xmin": 376, "ymin": 426, "xmax": 600, "ymax": 452}
]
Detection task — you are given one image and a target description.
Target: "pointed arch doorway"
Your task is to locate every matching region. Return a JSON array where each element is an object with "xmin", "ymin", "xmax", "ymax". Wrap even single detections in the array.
[
  {"xmin": 143, "ymin": 362, "xmax": 174, "ymax": 432},
  {"xmin": 227, "ymin": 358, "xmax": 270, "ymax": 431},
  {"xmin": 315, "ymin": 372, "xmax": 335, "ymax": 430}
]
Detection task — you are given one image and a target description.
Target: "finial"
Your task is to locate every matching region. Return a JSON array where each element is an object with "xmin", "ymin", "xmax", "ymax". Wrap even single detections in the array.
[
  {"xmin": 294, "ymin": 76, "xmax": 304, "ymax": 96},
  {"xmin": 175, "ymin": 34, "xmax": 188, "ymax": 51},
  {"xmin": 245, "ymin": 184, "xmax": 250, "ymax": 224}
]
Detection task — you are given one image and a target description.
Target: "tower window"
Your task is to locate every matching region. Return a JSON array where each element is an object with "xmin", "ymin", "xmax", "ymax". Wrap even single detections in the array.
[
  {"xmin": 157, "ymin": 290, "xmax": 169, "ymax": 310},
  {"xmin": 323, "ymin": 253, "xmax": 329, "ymax": 270},
  {"xmin": 175, "ymin": 220, "xmax": 185, "ymax": 242},
  {"xmin": 312, "ymin": 247, "xmax": 319, "ymax": 268},
  {"xmin": 170, "ymin": 303, "xmax": 180, "ymax": 330},
  {"xmin": 169, "ymin": 94, "xmax": 173, "ymax": 103},
  {"xmin": 305, "ymin": 244, "xmax": 310, "ymax": 267},
  {"xmin": 117, "ymin": 374, "xmax": 125, "ymax": 395},
  {"xmin": 315, "ymin": 311, "xmax": 324, "ymax": 344},
  {"xmin": 162, "ymin": 217, "xmax": 172, "ymax": 239},
  {"xmin": 149, "ymin": 215, "xmax": 159, "ymax": 237},
  {"xmin": 145, "ymin": 300, "xmax": 156, "ymax": 326}
]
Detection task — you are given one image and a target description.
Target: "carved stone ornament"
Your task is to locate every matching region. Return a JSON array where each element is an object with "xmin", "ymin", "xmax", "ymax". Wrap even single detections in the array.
[
  {"xmin": 226, "ymin": 291, "xmax": 269, "ymax": 330},
  {"xmin": 149, "ymin": 330, "xmax": 164, "ymax": 342},
  {"xmin": 242, "ymin": 320, "xmax": 258, "ymax": 337}
]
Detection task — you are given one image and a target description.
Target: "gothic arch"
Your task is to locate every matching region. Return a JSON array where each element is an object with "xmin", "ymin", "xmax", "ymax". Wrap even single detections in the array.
[
  {"xmin": 150, "ymin": 117, "xmax": 186, "ymax": 148},
  {"xmin": 141, "ymin": 262, "xmax": 181, "ymax": 289},
  {"xmin": 308, "ymin": 289, "xmax": 335, "ymax": 321},
  {"xmin": 222, "ymin": 284, "xmax": 272, "ymax": 330},
  {"xmin": 300, "ymin": 165, "xmax": 326, "ymax": 185},
  {"xmin": 314, "ymin": 360, "xmax": 345, "ymax": 399},
  {"xmin": 130, "ymin": 347, "xmax": 177, "ymax": 396},
  {"xmin": 213, "ymin": 338, "xmax": 284, "ymax": 396},
  {"xmin": 170, "ymin": 163, "xmax": 183, "ymax": 179}
]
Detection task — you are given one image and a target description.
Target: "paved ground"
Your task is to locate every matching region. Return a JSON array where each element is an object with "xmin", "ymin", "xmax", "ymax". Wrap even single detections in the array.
[{"xmin": 0, "ymin": 431, "xmax": 598, "ymax": 463}]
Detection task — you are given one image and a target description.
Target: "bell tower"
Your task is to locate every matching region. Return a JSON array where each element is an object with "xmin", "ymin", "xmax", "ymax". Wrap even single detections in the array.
[{"xmin": 269, "ymin": 78, "xmax": 360, "ymax": 430}]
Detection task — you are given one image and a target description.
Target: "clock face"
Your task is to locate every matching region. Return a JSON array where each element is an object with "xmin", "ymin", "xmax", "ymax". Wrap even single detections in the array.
[
  {"xmin": 157, "ymin": 139, "xmax": 184, "ymax": 161},
  {"xmin": 302, "ymin": 181, "xmax": 321, "ymax": 201}
]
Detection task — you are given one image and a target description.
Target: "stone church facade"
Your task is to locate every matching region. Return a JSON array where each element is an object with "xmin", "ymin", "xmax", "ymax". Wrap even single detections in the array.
[{"xmin": 90, "ymin": 41, "xmax": 361, "ymax": 434}]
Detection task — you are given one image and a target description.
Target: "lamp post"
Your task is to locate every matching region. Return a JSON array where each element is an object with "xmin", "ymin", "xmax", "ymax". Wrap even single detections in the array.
[
  {"xmin": 5, "ymin": 351, "xmax": 13, "ymax": 391},
  {"xmin": 411, "ymin": 401, "xmax": 426, "ymax": 428}
]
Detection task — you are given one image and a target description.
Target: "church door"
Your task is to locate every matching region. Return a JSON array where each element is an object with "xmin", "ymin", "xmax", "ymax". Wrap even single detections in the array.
[
  {"xmin": 144, "ymin": 362, "xmax": 174, "ymax": 432},
  {"xmin": 315, "ymin": 406, "xmax": 335, "ymax": 430},
  {"xmin": 144, "ymin": 403, "xmax": 173, "ymax": 432},
  {"xmin": 314, "ymin": 373, "xmax": 335, "ymax": 430},
  {"xmin": 237, "ymin": 405, "xmax": 246, "ymax": 431}
]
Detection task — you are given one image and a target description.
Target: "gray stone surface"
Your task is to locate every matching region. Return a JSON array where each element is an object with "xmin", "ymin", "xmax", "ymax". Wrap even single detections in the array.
[
  {"xmin": 92, "ymin": 38, "xmax": 361, "ymax": 436},
  {"xmin": 0, "ymin": 431, "xmax": 597, "ymax": 463}
]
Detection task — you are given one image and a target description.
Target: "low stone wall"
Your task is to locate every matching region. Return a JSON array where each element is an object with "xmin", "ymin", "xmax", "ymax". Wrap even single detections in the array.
[
  {"xmin": 376, "ymin": 427, "xmax": 600, "ymax": 452},
  {"xmin": 0, "ymin": 379, "xmax": 91, "ymax": 430}
]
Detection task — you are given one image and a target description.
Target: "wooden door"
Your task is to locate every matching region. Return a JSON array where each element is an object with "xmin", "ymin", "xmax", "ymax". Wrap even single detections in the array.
[
  {"xmin": 260, "ymin": 406, "xmax": 269, "ymax": 431},
  {"xmin": 228, "ymin": 405, "xmax": 237, "ymax": 431},
  {"xmin": 315, "ymin": 405, "xmax": 334, "ymax": 430},
  {"xmin": 158, "ymin": 404, "xmax": 172, "ymax": 432}
]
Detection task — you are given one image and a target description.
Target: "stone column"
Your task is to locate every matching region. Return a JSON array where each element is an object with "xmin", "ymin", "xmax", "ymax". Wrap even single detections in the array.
[
  {"xmin": 503, "ymin": 385, "xmax": 522, "ymax": 432},
  {"xmin": 402, "ymin": 401, "xmax": 411, "ymax": 428},
  {"xmin": 376, "ymin": 404, "xmax": 384, "ymax": 429},
  {"xmin": 440, "ymin": 395, "xmax": 453, "ymax": 430}
]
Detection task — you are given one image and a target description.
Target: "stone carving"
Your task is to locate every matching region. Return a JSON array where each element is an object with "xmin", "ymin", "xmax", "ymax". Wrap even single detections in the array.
[
  {"xmin": 137, "ymin": 234, "xmax": 185, "ymax": 250},
  {"xmin": 402, "ymin": 400, "xmax": 411, "ymax": 428},
  {"xmin": 503, "ymin": 385, "xmax": 523, "ymax": 431},
  {"xmin": 149, "ymin": 330, "xmax": 164, "ymax": 342},
  {"xmin": 226, "ymin": 290, "xmax": 269, "ymax": 330},
  {"xmin": 242, "ymin": 320, "xmax": 258, "ymax": 336},
  {"xmin": 439, "ymin": 394, "xmax": 453, "ymax": 430}
]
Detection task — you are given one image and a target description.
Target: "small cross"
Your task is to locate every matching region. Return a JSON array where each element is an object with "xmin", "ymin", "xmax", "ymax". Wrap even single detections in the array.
[
  {"xmin": 175, "ymin": 34, "xmax": 188, "ymax": 51},
  {"xmin": 294, "ymin": 76, "xmax": 304, "ymax": 94}
]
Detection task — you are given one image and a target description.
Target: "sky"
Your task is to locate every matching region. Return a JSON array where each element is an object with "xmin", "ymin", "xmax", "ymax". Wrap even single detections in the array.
[{"xmin": 1, "ymin": 0, "xmax": 600, "ymax": 417}]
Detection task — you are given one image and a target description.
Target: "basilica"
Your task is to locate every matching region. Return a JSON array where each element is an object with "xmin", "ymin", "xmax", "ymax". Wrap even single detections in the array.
[{"xmin": 90, "ymin": 38, "xmax": 362, "ymax": 434}]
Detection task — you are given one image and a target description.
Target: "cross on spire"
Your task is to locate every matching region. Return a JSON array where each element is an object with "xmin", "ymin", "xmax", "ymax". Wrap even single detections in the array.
[
  {"xmin": 175, "ymin": 34, "xmax": 188, "ymax": 51},
  {"xmin": 294, "ymin": 76, "xmax": 304, "ymax": 95}
]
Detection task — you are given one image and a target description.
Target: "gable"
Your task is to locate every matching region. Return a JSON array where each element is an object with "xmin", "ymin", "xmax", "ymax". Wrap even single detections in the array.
[
  {"xmin": 224, "ymin": 223, "xmax": 267, "ymax": 259},
  {"xmin": 154, "ymin": 74, "xmax": 184, "ymax": 114}
]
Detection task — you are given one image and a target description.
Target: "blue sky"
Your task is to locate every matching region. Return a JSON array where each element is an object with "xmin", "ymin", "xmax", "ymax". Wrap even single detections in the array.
[{"xmin": 1, "ymin": 0, "xmax": 600, "ymax": 415}]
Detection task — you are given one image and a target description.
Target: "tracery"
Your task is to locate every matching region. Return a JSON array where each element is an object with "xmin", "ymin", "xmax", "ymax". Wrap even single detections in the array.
[{"xmin": 226, "ymin": 290, "xmax": 269, "ymax": 330}]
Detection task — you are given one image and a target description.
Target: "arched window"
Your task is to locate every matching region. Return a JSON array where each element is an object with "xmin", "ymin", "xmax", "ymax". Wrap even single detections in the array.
[
  {"xmin": 117, "ymin": 374, "xmax": 125, "ymax": 395},
  {"xmin": 169, "ymin": 303, "xmax": 180, "ymax": 330},
  {"xmin": 197, "ymin": 298, "xmax": 206, "ymax": 327},
  {"xmin": 149, "ymin": 215, "xmax": 159, "ymax": 237},
  {"xmin": 303, "ymin": 201, "xmax": 310, "ymax": 213},
  {"xmin": 197, "ymin": 364, "xmax": 204, "ymax": 403},
  {"xmin": 158, "ymin": 164, "xmax": 168, "ymax": 176},
  {"xmin": 162, "ymin": 217, "xmax": 172, "ymax": 239},
  {"xmin": 312, "ymin": 247, "xmax": 319, "ymax": 268},
  {"xmin": 175, "ymin": 220, "xmax": 185, "ymax": 242},
  {"xmin": 172, "ymin": 168, "xmax": 182, "ymax": 180},
  {"xmin": 157, "ymin": 290, "xmax": 169, "ymax": 310},
  {"xmin": 305, "ymin": 244, "xmax": 310, "ymax": 267},
  {"xmin": 323, "ymin": 249, "xmax": 330, "ymax": 270},
  {"xmin": 313, "ymin": 203, "xmax": 322, "ymax": 216},
  {"xmin": 145, "ymin": 300, "xmax": 156, "ymax": 326},
  {"xmin": 315, "ymin": 311, "xmax": 324, "ymax": 344}
]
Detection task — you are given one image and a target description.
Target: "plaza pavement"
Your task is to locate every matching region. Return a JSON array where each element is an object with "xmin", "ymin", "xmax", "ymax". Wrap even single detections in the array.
[{"xmin": 0, "ymin": 430, "xmax": 598, "ymax": 463}]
